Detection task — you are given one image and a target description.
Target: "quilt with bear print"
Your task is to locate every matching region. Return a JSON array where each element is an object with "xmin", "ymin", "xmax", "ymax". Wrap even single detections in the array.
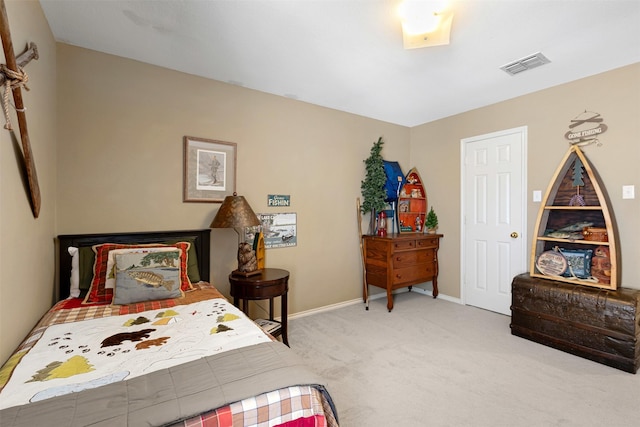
[{"xmin": 0, "ymin": 298, "xmax": 271, "ymax": 410}]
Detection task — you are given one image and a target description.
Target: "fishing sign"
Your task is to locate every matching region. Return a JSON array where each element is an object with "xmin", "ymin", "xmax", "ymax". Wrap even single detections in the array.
[{"xmin": 564, "ymin": 110, "xmax": 607, "ymax": 147}]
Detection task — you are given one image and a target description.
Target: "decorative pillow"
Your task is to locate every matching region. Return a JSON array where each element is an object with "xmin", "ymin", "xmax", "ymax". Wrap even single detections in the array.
[
  {"xmin": 165, "ymin": 238, "xmax": 201, "ymax": 283},
  {"xmin": 104, "ymin": 247, "xmax": 180, "ymax": 290},
  {"xmin": 560, "ymin": 248, "xmax": 593, "ymax": 279},
  {"xmin": 78, "ymin": 246, "xmax": 96, "ymax": 291},
  {"xmin": 68, "ymin": 247, "xmax": 80, "ymax": 298},
  {"xmin": 77, "ymin": 238, "xmax": 201, "ymax": 292},
  {"xmin": 112, "ymin": 249, "xmax": 184, "ymax": 305},
  {"xmin": 83, "ymin": 242, "xmax": 192, "ymax": 305}
]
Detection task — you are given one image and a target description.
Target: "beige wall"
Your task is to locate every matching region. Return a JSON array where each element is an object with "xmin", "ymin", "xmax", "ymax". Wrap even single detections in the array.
[
  {"xmin": 0, "ymin": 0, "xmax": 57, "ymax": 364},
  {"xmin": 55, "ymin": 44, "xmax": 410, "ymax": 321},
  {"xmin": 1, "ymin": 2, "xmax": 638, "ymax": 366},
  {"xmin": 410, "ymin": 63, "xmax": 640, "ymax": 299}
]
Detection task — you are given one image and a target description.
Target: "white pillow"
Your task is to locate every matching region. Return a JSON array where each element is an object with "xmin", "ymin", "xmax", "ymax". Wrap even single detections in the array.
[
  {"xmin": 104, "ymin": 247, "xmax": 179, "ymax": 289},
  {"xmin": 68, "ymin": 247, "xmax": 80, "ymax": 298}
]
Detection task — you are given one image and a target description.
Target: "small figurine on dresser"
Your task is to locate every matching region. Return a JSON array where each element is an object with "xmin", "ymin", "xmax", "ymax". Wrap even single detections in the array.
[{"xmin": 237, "ymin": 242, "xmax": 258, "ymax": 273}]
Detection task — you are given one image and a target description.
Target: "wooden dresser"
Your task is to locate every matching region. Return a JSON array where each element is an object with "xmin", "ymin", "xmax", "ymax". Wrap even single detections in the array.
[{"xmin": 363, "ymin": 233, "xmax": 442, "ymax": 311}]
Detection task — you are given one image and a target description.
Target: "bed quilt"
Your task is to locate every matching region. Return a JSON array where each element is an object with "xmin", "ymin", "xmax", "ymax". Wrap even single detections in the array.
[
  {"xmin": 0, "ymin": 298, "xmax": 271, "ymax": 410},
  {"xmin": 0, "ymin": 341, "xmax": 337, "ymax": 427}
]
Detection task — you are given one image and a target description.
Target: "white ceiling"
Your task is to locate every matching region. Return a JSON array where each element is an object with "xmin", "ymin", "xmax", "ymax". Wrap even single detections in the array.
[{"xmin": 39, "ymin": 0, "xmax": 640, "ymax": 127}]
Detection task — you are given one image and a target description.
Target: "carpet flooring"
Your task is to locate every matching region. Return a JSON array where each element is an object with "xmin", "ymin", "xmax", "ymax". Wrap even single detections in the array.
[{"xmin": 287, "ymin": 291, "xmax": 640, "ymax": 427}]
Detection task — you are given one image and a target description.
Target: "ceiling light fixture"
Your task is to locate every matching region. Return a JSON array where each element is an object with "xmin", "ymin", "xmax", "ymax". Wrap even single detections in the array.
[{"xmin": 399, "ymin": 0, "xmax": 453, "ymax": 49}]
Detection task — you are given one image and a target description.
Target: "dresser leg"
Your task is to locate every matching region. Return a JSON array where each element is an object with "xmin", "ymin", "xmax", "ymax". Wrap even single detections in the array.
[{"xmin": 387, "ymin": 289, "xmax": 394, "ymax": 312}]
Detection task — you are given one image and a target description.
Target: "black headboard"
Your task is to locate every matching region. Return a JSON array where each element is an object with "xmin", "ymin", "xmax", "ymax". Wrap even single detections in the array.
[{"xmin": 57, "ymin": 229, "xmax": 211, "ymax": 300}]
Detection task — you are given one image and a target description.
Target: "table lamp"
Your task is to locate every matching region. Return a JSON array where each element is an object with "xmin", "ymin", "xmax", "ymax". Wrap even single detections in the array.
[{"xmin": 210, "ymin": 192, "xmax": 261, "ymax": 276}]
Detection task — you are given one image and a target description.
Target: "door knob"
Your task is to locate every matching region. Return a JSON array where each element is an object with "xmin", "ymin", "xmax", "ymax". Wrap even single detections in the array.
[{"xmin": 510, "ymin": 232, "xmax": 519, "ymax": 238}]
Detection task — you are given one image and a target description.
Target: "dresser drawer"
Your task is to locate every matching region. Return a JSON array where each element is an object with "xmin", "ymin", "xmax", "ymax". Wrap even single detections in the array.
[
  {"xmin": 393, "ymin": 249, "xmax": 433, "ymax": 268},
  {"xmin": 392, "ymin": 263, "xmax": 434, "ymax": 285},
  {"xmin": 422, "ymin": 262, "xmax": 435, "ymax": 277},
  {"xmin": 393, "ymin": 240, "xmax": 416, "ymax": 250},
  {"xmin": 416, "ymin": 238, "xmax": 438, "ymax": 249}
]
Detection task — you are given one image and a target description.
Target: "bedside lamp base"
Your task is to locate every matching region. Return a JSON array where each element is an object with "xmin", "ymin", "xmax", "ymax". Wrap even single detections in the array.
[{"xmin": 232, "ymin": 268, "xmax": 262, "ymax": 277}]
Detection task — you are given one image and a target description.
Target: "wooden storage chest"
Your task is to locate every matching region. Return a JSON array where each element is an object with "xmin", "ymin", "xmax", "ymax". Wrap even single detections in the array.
[{"xmin": 511, "ymin": 273, "xmax": 640, "ymax": 373}]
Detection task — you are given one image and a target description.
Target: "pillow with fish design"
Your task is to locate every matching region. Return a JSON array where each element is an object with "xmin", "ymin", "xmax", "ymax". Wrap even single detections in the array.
[
  {"xmin": 84, "ymin": 242, "xmax": 192, "ymax": 305},
  {"xmin": 112, "ymin": 249, "xmax": 184, "ymax": 305}
]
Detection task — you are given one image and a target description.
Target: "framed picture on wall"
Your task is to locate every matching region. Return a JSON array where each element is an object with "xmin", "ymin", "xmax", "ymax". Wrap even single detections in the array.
[
  {"xmin": 245, "ymin": 213, "xmax": 298, "ymax": 249},
  {"xmin": 183, "ymin": 136, "xmax": 237, "ymax": 202}
]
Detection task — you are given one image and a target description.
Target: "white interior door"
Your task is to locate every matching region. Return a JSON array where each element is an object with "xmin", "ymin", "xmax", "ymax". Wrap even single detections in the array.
[{"xmin": 461, "ymin": 127, "xmax": 527, "ymax": 315}]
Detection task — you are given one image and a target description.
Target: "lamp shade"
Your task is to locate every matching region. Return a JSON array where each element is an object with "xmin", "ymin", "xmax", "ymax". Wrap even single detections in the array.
[{"xmin": 210, "ymin": 193, "xmax": 260, "ymax": 229}]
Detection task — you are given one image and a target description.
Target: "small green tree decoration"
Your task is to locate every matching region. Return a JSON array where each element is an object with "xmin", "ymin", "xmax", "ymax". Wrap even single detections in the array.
[
  {"xmin": 425, "ymin": 207, "xmax": 438, "ymax": 232},
  {"xmin": 569, "ymin": 158, "xmax": 586, "ymax": 206},
  {"xmin": 361, "ymin": 137, "xmax": 387, "ymax": 233}
]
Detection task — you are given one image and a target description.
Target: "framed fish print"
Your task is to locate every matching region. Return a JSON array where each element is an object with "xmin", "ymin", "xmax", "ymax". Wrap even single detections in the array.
[
  {"xmin": 560, "ymin": 248, "xmax": 593, "ymax": 279},
  {"xmin": 183, "ymin": 136, "xmax": 237, "ymax": 203}
]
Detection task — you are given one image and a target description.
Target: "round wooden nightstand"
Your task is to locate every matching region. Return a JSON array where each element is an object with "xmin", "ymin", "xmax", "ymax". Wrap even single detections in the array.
[{"xmin": 229, "ymin": 268, "xmax": 289, "ymax": 346}]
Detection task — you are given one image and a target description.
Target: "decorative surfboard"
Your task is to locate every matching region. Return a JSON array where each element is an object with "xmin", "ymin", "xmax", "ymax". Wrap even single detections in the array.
[{"xmin": 530, "ymin": 145, "xmax": 618, "ymax": 289}]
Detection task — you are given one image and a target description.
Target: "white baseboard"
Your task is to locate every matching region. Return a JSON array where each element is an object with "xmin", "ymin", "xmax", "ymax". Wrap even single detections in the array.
[
  {"xmin": 288, "ymin": 298, "xmax": 362, "ymax": 320},
  {"xmin": 288, "ymin": 287, "xmax": 462, "ymax": 321},
  {"xmin": 408, "ymin": 286, "xmax": 462, "ymax": 304}
]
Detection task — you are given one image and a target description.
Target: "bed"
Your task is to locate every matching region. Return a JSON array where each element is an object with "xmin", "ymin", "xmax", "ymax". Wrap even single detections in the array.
[{"xmin": 0, "ymin": 229, "xmax": 339, "ymax": 426}]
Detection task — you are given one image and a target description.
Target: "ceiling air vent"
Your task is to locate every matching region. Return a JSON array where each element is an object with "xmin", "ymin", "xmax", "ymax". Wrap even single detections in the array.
[{"xmin": 500, "ymin": 52, "xmax": 550, "ymax": 76}]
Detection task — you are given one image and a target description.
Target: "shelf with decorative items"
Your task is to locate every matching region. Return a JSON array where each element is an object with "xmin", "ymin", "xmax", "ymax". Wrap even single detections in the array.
[
  {"xmin": 530, "ymin": 145, "xmax": 617, "ymax": 290},
  {"xmin": 397, "ymin": 167, "xmax": 427, "ymax": 233}
]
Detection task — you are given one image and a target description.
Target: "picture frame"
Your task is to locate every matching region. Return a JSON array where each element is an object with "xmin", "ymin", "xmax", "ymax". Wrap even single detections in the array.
[
  {"xmin": 183, "ymin": 136, "xmax": 237, "ymax": 203},
  {"xmin": 560, "ymin": 248, "xmax": 593, "ymax": 279},
  {"xmin": 536, "ymin": 250, "xmax": 568, "ymax": 276},
  {"xmin": 245, "ymin": 213, "xmax": 298, "ymax": 249}
]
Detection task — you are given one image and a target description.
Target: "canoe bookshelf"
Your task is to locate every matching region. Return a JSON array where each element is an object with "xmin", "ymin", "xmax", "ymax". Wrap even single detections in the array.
[
  {"xmin": 397, "ymin": 167, "xmax": 427, "ymax": 233},
  {"xmin": 530, "ymin": 145, "xmax": 618, "ymax": 290}
]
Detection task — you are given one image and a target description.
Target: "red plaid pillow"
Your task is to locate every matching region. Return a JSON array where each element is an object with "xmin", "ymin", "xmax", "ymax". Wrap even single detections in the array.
[{"xmin": 83, "ymin": 242, "xmax": 192, "ymax": 304}]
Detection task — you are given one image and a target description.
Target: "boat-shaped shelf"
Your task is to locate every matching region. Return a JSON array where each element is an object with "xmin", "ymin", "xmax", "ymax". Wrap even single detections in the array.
[
  {"xmin": 397, "ymin": 167, "xmax": 427, "ymax": 233},
  {"xmin": 530, "ymin": 145, "xmax": 618, "ymax": 290}
]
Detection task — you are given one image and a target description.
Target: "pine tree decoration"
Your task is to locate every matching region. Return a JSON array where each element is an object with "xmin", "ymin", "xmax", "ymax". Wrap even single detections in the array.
[
  {"xmin": 569, "ymin": 158, "xmax": 586, "ymax": 206},
  {"xmin": 361, "ymin": 137, "xmax": 387, "ymax": 233},
  {"xmin": 425, "ymin": 207, "xmax": 438, "ymax": 232}
]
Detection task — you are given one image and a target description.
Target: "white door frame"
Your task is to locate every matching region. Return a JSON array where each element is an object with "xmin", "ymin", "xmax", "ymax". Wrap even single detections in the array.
[{"xmin": 459, "ymin": 126, "xmax": 528, "ymax": 311}]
